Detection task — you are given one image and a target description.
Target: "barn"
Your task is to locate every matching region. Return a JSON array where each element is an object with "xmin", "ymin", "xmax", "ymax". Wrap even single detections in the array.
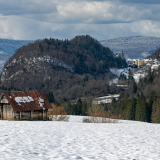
[{"xmin": 0, "ymin": 90, "xmax": 52, "ymax": 120}]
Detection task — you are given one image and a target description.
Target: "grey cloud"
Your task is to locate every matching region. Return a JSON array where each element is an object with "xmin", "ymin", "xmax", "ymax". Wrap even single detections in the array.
[
  {"xmin": 1, "ymin": 0, "xmax": 160, "ymax": 25},
  {"xmin": 48, "ymin": 2, "xmax": 160, "ymax": 25},
  {"xmin": 85, "ymin": 0, "xmax": 160, "ymax": 4},
  {"xmin": 1, "ymin": 0, "xmax": 160, "ymax": 41},
  {"xmin": 119, "ymin": 0, "xmax": 160, "ymax": 4},
  {"xmin": 0, "ymin": 1, "xmax": 57, "ymax": 16}
]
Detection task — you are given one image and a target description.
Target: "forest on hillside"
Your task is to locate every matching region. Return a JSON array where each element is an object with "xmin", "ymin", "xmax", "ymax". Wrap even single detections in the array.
[
  {"xmin": 56, "ymin": 67, "xmax": 160, "ymax": 123},
  {"xmin": 149, "ymin": 47, "xmax": 160, "ymax": 60},
  {"xmin": 0, "ymin": 35, "xmax": 127, "ymax": 103},
  {"xmin": 109, "ymin": 67, "xmax": 160, "ymax": 123}
]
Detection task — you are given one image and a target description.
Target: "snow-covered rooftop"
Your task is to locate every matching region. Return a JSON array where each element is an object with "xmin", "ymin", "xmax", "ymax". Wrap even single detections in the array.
[{"xmin": 15, "ymin": 96, "xmax": 34, "ymax": 106}]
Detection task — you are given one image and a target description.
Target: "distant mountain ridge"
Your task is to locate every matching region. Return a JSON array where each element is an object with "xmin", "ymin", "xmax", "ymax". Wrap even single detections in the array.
[
  {"xmin": 1, "ymin": 36, "xmax": 160, "ymax": 72},
  {"xmin": 100, "ymin": 36, "xmax": 160, "ymax": 59},
  {"xmin": 0, "ymin": 39, "xmax": 34, "ymax": 56},
  {"xmin": 0, "ymin": 39, "xmax": 34, "ymax": 71}
]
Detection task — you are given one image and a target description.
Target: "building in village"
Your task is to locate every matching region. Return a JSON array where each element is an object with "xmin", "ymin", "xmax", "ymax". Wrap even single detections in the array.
[
  {"xmin": 144, "ymin": 58, "xmax": 154, "ymax": 64},
  {"xmin": 135, "ymin": 59, "xmax": 144, "ymax": 67},
  {"xmin": 151, "ymin": 64, "xmax": 159, "ymax": 72},
  {"xmin": 0, "ymin": 90, "xmax": 52, "ymax": 120},
  {"xmin": 92, "ymin": 94, "xmax": 120, "ymax": 105}
]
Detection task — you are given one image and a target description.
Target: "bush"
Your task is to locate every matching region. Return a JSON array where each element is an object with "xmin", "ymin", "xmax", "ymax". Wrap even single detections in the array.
[
  {"xmin": 82, "ymin": 117, "xmax": 119, "ymax": 123},
  {"xmin": 88, "ymin": 105, "xmax": 106, "ymax": 117},
  {"xmin": 52, "ymin": 115, "xmax": 70, "ymax": 122},
  {"xmin": 48, "ymin": 103, "xmax": 70, "ymax": 121},
  {"xmin": 83, "ymin": 105, "xmax": 119, "ymax": 123}
]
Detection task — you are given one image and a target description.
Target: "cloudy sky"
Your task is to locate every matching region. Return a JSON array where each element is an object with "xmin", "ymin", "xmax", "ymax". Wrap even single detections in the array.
[{"xmin": 0, "ymin": 0, "xmax": 160, "ymax": 41}]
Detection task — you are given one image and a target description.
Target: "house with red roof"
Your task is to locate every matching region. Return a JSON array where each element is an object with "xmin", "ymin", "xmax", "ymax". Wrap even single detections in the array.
[{"xmin": 0, "ymin": 90, "xmax": 52, "ymax": 120}]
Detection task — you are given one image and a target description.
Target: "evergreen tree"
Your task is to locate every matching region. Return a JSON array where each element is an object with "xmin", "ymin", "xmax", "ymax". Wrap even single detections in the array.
[
  {"xmin": 135, "ymin": 97, "xmax": 147, "ymax": 122},
  {"xmin": 132, "ymin": 82, "xmax": 137, "ymax": 94},
  {"xmin": 127, "ymin": 97, "xmax": 136, "ymax": 120},
  {"xmin": 146, "ymin": 92, "xmax": 157, "ymax": 122},
  {"xmin": 119, "ymin": 73, "xmax": 127, "ymax": 81},
  {"xmin": 76, "ymin": 98, "xmax": 82, "ymax": 115},
  {"xmin": 82, "ymin": 101, "xmax": 88, "ymax": 116},
  {"xmin": 128, "ymin": 69, "xmax": 134, "ymax": 81},
  {"xmin": 66, "ymin": 102, "xmax": 72, "ymax": 115},
  {"xmin": 147, "ymin": 71, "xmax": 154, "ymax": 84},
  {"xmin": 46, "ymin": 91, "xmax": 55, "ymax": 103},
  {"xmin": 111, "ymin": 98, "xmax": 117, "ymax": 114},
  {"xmin": 118, "ymin": 97, "xmax": 129, "ymax": 119},
  {"xmin": 151, "ymin": 98, "xmax": 160, "ymax": 123}
]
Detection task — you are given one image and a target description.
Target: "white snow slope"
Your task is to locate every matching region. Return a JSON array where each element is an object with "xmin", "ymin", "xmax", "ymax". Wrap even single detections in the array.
[{"xmin": 0, "ymin": 116, "xmax": 159, "ymax": 160}]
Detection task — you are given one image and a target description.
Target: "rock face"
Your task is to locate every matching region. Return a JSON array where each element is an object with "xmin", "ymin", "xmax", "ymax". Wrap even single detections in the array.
[
  {"xmin": 100, "ymin": 36, "xmax": 160, "ymax": 59},
  {"xmin": 0, "ymin": 35, "xmax": 127, "ymax": 102}
]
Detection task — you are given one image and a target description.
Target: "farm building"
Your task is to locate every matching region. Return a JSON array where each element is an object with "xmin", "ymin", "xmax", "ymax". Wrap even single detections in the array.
[
  {"xmin": 0, "ymin": 90, "xmax": 52, "ymax": 120},
  {"xmin": 92, "ymin": 94, "xmax": 120, "ymax": 105}
]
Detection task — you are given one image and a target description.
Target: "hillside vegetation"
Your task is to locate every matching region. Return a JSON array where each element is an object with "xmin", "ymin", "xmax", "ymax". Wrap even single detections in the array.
[
  {"xmin": 109, "ymin": 64, "xmax": 160, "ymax": 123},
  {"xmin": 0, "ymin": 35, "xmax": 127, "ymax": 103},
  {"xmin": 149, "ymin": 47, "xmax": 160, "ymax": 60}
]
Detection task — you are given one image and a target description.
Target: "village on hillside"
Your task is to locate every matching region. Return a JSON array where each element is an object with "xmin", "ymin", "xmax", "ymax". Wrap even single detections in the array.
[{"xmin": 92, "ymin": 57, "xmax": 160, "ymax": 105}]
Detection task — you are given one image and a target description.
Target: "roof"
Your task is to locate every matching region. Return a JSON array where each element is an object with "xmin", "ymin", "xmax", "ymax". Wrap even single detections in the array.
[
  {"xmin": 1, "ymin": 90, "xmax": 52, "ymax": 112},
  {"xmin": 145, "ymin": 59, "xmax": 152, "ymax": 62},
  {"xmin": 152, "ymin": 65, "xmax": 159, "ymax": 67}
]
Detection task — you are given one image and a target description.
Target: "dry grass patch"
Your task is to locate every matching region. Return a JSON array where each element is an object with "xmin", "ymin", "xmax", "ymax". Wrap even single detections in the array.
[
  {"xmin": 83, "ymin": 105, "xmax": 119, "ymax": 123},
  {"xmin": 48, "ymin": 104, "xmax": 70, "ymax": 121},
  {"xmin": 82, "ymin": 117, "xmax": 119, "ymax": 123}
]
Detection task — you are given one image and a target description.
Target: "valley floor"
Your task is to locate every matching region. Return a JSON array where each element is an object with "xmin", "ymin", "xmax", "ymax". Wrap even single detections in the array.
[{"xmin": 0, "ymin": 116, "xmax": 159, "ymax": 160}]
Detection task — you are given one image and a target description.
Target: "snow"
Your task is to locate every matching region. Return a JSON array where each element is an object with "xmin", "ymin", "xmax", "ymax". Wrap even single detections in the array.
[
  {"xmin": 145, "ymin": 59, "xmax": 153, "ymax": 62},
  {"xmin": 38, "ymin": 97, "xmax": 44, "ymax": 108},
  {"xmin": 152, "ymin": 64, "xmax": 159, "ymax": 67},
  {"xmin": 110, "ymin": 68, "xmax": 129, "ymax": 77},
  {"xmin": 134, "ymin": 73, "xmax": 147, "ymax": 83},
  {"xmin": 110, "ymin": 68, "xmax": 130, "ymax": 78},
  {"xmin": 116, "ymin": 85, "xmax": 128, "ymax": 87},
  {"xmin": 15, "ymin": 96, "xmax": 34, "ymax": 106},
  {"xmin": 0, "ymin": 116, "xmax": 160, "ymax": 159},
  {"xmin": 95, "ymin": 94, "xmax": 120, "ymax": 99},
  {"xmin": 110, "ymin": 68, "xmax": 148, "ymax": 83},
  {"xmin": 109, "ymin": 78, "xmax": 118, "ymax": 85}
]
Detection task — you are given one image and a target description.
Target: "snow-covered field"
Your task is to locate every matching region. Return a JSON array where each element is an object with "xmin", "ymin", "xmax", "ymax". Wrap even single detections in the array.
[{"xmin": 0, "ymin": 116, "xmax": 160, "ymax": 160}]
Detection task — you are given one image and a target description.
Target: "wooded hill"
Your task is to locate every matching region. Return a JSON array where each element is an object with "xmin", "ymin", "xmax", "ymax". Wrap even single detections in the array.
[
  {"xmin": 108, "ymin": 46, "xmax": 160, "ymax": 123},
  {"xmin": 149, "ymin": 47, "xmax": 160, "ymax": 60},
  {"xmin": 110, "ymin": 66, "xmax": 160, "ymax": 123},
  {"xmin": 0, "ymin": 35, "xmax": 127, "ymax": 103}
]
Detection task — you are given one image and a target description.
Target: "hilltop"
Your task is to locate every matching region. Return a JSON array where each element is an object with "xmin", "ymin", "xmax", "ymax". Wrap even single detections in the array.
[{"xmin": 100, "ymin": 36, "xmax": 160, "ymax": 59}]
